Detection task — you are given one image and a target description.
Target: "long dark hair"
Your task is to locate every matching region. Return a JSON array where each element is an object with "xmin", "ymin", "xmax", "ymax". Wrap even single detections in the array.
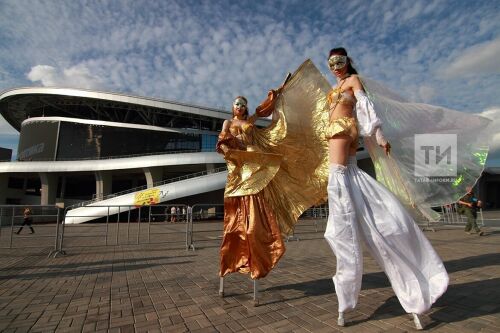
[
  {"xmin": 329, "ymin": 47, "xmax": 358, "ymax": 75},
  {"xmin": 232, "ymin": 95, "xmax": 249, "ymax": 119}
]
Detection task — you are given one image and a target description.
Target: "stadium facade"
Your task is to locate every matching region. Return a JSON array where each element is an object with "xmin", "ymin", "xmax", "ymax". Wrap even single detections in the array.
[
  {"xmin": 0, "ymin": 87, "xmax": 233, "ymax": 209},
  {"xmin": 1, "ymin": 87, "xmax": 498, "ymax": 215}
]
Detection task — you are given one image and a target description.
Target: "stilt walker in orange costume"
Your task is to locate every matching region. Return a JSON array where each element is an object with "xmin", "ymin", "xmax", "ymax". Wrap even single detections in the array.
[{"xmin": 216, "ymin": 72, "xmax": 329, "ymax": 301}]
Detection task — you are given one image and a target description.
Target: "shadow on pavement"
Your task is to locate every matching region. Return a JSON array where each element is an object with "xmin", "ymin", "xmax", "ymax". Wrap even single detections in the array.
[{"xmin": 0, "ymin": 258, "xmax": 193, "ymax": 281}]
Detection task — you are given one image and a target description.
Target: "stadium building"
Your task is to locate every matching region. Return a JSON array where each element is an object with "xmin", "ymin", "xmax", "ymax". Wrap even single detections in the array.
[{"xmin": 0, "ymin": 87, "xmax": 233, "ymax": 211}]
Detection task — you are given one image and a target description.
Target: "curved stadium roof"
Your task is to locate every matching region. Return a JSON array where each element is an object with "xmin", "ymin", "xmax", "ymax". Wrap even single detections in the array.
[{"xmin": 0, "ymin": 87, "xmax": 233, "ymax": 132}]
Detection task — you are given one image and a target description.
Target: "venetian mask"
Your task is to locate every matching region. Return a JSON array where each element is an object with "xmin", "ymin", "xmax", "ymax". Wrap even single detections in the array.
[
  {"xmin": 328, "ymin": 55, "xmax": 347, "ymax": 70},
  {"xmin": 233, "ymin": 97, "xmax": 247, "ymax": 109}
]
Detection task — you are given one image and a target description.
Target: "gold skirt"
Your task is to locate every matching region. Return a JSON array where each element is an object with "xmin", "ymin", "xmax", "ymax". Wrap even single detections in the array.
[{"xmin": 325, "ymin": 116, "xmax": 358, "ymax": 141}]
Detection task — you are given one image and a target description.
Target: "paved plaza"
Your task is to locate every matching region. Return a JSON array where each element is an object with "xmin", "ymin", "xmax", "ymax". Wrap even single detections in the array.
[{"xmin": 0, "ymin": 218, "xmax": 499, "ymax": 333}]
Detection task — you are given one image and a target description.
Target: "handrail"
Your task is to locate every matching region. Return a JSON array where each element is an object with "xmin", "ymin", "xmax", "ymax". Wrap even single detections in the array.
[
  {"xmin": 69, "ymin": 166, "xmax": 228, "ymax": 208},
  {"xmin": 11, "ymin": 149, "xmax": 208, "ymax": 163}
]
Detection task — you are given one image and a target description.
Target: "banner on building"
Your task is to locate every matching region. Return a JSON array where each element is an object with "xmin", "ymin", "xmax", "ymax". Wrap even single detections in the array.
[{"xmin": 134, "ymin": 188, "xmax": 160, "ymax": 206}]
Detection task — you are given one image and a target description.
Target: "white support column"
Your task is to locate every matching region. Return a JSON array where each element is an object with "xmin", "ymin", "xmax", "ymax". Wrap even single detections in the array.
[
  {"xmin": 95, "ymin": 171, "xmax": 112, "ymax": 200},
  {"xmin": 143, "ymin": 167, "xmax": 163, "ymax": 188},
  {"xmin": 39, "ymin": 173, "xmax": 58, "ymax": 205}
]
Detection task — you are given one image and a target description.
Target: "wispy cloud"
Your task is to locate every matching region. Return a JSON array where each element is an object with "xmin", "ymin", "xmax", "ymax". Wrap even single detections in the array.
[
  {"xmin": 0, "ymin": 0, "xmax": 498, "ymax": 115},
  {"xmin": 440, "ymin": 37, "xmax": 500, "ymax": 78}
]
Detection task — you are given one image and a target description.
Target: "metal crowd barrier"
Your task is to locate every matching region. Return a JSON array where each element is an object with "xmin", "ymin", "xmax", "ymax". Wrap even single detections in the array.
[
  {"xmin": 56, "ymin": 204, "xmax": 189, "ymax": 255},
  {"xmin": 0, "ymin": 201, "xmax": 327, "ymax": 257},
  {"xmin": 186, "ymin": 204, "xmax": 224, "ymax": 251},
  {"xmin": 185, "ymin": 204, "xmax": 328, "ymax": 251},
  {"xmin": 287, "ymin": 205, "xmax": 329, "ymax": 241},
  {"xmin": 438, "ymin": 203, "xmax": 484, "ymax": 227},
  {"xmin": 0, "ymin": 205, "xmax": 62, "ymax": 256}
]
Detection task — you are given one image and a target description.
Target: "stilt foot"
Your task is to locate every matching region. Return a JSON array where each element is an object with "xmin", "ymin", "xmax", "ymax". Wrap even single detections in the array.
[
  {"xmin": 338, "ymin": 312, "xmax": 345, "ymax": 327},
  {"xmin": 412, "ymin": 313, "xmax": 423, "ymax": 330}
]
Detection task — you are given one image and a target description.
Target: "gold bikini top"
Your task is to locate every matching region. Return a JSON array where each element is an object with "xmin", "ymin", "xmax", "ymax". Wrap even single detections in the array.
[{"xmin": 327, "ymin": 87, "xmax": 355, "ymax": 106}]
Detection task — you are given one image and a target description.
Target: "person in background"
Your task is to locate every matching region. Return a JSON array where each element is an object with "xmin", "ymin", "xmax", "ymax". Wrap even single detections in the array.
[
  {"xmin": 16, "ymin": 207, "xmax": 35, "ymax": 234},
  {"xmin": 458, "ymin": 186, "xmax": 484, "ymax": 236},
  {"xmin": 170, "ymin": 206, "xmax": 177, "ymax": 223}
]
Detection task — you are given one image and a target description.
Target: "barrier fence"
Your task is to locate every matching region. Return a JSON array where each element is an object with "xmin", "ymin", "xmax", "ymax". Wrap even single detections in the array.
[
  {"xmin": 438, "ymin": 203, "xmax": 484, "ymax": 227},
  {"xmin": 0, "ymin": 202, "xmax": 494, "ymax": 258},
  {"xmin": 185, "ymin": 204, "xmax": 329, "ymax": 250},
  {"xmin": 0, "ymin": 205, "xmax": 61, "ymax": 254},
  {"xmin": 59, "ymin": 204, "xmax": 190, "ymax": 252}
]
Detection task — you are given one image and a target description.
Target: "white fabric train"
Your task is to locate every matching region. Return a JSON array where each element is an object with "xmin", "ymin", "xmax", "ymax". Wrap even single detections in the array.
[{"xmin": 324, "ymin": 157, "xmax": 449, "ymax": 314}]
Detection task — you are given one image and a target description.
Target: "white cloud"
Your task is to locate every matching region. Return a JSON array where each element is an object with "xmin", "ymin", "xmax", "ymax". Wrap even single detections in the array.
[
  {"xmin": 27, "ymin": 64, "xmax": 103, "ymax": 89},
  {"xmin": 478, "ymin": 107, "xmax": 500, "ymax": 121},
  {"xmin": 441, "ymin": 37, "xmax": 500, "ymax": 78},
  {"xmin": 26, "ymin": 65, "xmax": 57, "ymax": 85}
]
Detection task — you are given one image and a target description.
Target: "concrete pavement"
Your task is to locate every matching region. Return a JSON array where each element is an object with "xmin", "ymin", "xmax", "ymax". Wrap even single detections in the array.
[{"xmin": 0, "ymin": 220, "xmax": 499, "ymax": 332}]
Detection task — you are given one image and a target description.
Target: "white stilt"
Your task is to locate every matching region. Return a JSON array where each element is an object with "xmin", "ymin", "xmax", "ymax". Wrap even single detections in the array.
[
  {"xmin": 219, "ymin": 275, "xmax": 261, "ymax": 305},
  {"xmin": 412, "ymin": 313, "xmax": 423, "ymax": 330},
  {"xmin": 219, "ymin": 277, "xmax": 224, "ymax": 296},
  {"xmin": 253, "ymin": 279, "xmax": 259, "ymax": 306},
  {"xmin": 338, "ymin": 312, "xmax": 345, "ymax": 326}
]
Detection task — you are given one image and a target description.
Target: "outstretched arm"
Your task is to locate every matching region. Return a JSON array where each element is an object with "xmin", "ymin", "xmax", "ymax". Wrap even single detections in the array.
[
  {"xmin": 254, "ymin": 73, "xmax": 290, "ymax": 120},
  {"xmin": 352, "ymin": 76, "xmax": 391, "ymax": 155},
  {"xmin": 254, "ymin": 89, "xmax": 280, "ymax": 118}
]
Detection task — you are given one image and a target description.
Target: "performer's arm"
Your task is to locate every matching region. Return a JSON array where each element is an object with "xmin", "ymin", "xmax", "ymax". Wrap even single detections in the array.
[
  {"xmin": 216, "ymin": 120, "xmax": 231, "ymax": 155},
  {"xmin": 352, "ymin": 76, "xmax": 391, "ymax": 155},
  {"xmin": 255, "ymin": 89, "xmax": 279, "ymax": 118},
  {"xmin": 375, "ymin": 127, "xmax": 391, "ymax": 155}
]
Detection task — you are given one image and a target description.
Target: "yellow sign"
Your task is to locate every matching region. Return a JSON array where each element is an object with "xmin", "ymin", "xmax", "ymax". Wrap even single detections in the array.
[{"xmin": 134, "ymin": 188, "xmax": 160, "ymax": 206}]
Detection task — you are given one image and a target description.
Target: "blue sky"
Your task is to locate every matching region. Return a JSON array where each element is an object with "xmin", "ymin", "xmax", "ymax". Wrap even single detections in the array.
[{"xmin": 0, "ymin": 0, "xmax": 499, "ymax": 158}]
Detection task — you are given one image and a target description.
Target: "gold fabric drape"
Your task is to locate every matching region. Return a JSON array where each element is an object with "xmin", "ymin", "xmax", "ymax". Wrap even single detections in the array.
[
  {"xmin": 218, "ymin": 60, "xmax": 330, "ymax": 279},
  {"xmin": 255, "ymin": 60, "xmax": 331, "ymax": 235}
]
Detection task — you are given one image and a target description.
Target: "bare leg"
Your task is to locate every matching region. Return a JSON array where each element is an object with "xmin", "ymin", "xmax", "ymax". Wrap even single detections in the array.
[{"xmin": 328, "ymin": 135, "xmax": 352, "ymax": 165}]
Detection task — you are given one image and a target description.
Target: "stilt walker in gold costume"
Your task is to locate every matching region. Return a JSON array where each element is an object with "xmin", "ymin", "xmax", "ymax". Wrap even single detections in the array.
[
  {"xmin": 216, "ymin": 73, "xmax": 331, "ymax": 300},
  {"xmin": 217, "ymin": 94, "xmax": 285, "ymax": 281}
]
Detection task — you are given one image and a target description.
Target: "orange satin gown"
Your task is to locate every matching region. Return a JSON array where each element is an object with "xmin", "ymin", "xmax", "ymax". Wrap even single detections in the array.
[
  {"xmin": 217, "ymin": 65, "xmax": 332, "ymax": 279},
  {"xmin": 220, "ymin": 195, "xmax": 285, "ymax": 279},
  {"xmin": 217, "ymin": 111, "xmax": 285, "ymax": 279}
]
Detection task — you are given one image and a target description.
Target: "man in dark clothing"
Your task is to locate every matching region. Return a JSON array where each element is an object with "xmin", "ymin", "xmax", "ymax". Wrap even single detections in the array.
[
  {"xmin": 16, "ymin": 207, "xmax": 35, "ymax": 234},
  {"xmin": 457, "ymin": 186, "xmax": 483, "ymax": 236}
]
